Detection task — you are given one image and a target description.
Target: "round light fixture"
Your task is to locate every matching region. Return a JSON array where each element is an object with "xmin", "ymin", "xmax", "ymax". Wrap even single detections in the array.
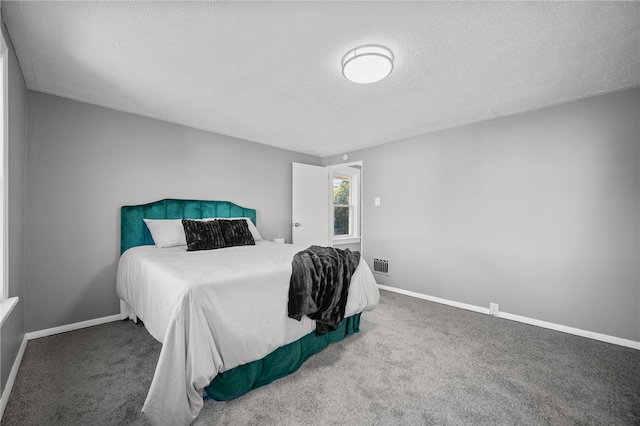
[{"xmin": 342, "ymin": 45, "xmax": 394, "ymax": 84}]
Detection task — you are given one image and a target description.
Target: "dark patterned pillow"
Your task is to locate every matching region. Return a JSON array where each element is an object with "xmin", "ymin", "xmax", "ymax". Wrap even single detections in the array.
[
  {"xmin": 182, "ymin": 219, "xmax": 226, "ymax": 252},
  {"xmin": 218, "ymin": 219, "xmax": 255, "ymax": 247}
]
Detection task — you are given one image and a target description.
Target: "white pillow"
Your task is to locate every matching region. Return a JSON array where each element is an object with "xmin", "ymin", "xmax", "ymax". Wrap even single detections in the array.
[
  {"xmin": 143, "ymin": 219, "xmax": 187, "ymax": 248},
  {"xmin": 202, "ymin": 217, "xmax": 263, "ymax": 241},
  {"xmin": 143, "ymin": 217, "xmax": 262, "ymax": 248}
]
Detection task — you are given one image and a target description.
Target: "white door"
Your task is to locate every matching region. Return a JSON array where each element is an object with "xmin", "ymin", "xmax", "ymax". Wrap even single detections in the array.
[{"xmin": 292, "ymin": 162, "xmax": 329, "ymax": 246}]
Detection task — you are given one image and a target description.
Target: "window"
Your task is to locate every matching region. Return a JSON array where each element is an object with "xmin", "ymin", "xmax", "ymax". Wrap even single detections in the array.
[
  {"xmin": 0, "ymin": 30, "xmax": 16, "ymax": 327},
  {"xmin": 333, "ymin": 174, "xmax": 351, "ymax": 236},
  {"xmin": 0, "ymin": 31, "xmax": 6, "ymax": 303},
  {"xmin": 331, "ymin": 166, "xmax": 360, "ymax": 241}
]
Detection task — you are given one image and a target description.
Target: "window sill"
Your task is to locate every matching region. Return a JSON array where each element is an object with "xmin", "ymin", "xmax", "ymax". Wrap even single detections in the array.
[
  {"xmin": 333, "ymin": 236, "xmax": 361, "ymax": 245},
  {"xmin": 1, "ymin": 297, "xmax": 19, "ymax": 328}
]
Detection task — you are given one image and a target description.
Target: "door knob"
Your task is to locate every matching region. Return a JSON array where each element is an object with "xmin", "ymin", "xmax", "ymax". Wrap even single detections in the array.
[{"xmin": 293, "ymin": 222, "xmax": 301, "ymax": 227}]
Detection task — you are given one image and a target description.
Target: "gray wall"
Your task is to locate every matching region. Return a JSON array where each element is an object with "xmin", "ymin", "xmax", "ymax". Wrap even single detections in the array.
[
  {"xmin": 24, "ymin": 91, "xmax": 320, "ymax": 332},
  {"xmin": 1, "ymin": 13, "xmax": 26, "ymax": 395},
  {"xmin": 324, "ymin": 88, "xmax": 640, "ymax": 342}
]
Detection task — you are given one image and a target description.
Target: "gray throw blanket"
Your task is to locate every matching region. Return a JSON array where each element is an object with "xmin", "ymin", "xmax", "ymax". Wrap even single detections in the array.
[{"xmin": 288, "ymin": 245, "xmax": 360, "ymax": 335}]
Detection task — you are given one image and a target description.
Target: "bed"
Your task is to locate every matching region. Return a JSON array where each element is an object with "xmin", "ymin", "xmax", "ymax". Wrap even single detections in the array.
[{"xmin": 116, "ymin": 199, "xmax": 380, "ymax": 425}]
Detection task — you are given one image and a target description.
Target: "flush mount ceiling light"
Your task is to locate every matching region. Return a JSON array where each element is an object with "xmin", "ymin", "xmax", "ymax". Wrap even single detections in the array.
[{"xmin": 342, "ymin": 45, "xmax": 394, "ymax": 84}]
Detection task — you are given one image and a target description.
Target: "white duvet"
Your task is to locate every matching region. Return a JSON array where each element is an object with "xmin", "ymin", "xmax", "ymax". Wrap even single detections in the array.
[{"xmin": 116, "ymin": 241, "xmax": 380, "ymax": 426}]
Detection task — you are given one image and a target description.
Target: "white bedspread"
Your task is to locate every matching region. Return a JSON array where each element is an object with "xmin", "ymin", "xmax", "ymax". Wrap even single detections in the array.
[{"xmin": 116, "ymin": 241, "xmax": 379, "ymax": 426}]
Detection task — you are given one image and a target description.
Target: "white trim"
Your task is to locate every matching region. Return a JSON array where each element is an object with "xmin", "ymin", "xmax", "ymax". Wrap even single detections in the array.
[
  {"xmin": 0, "ymin": 334, "xmax": 27, "ymax": 421},
  {"xmin": 0, "ymin": 296, "xmax": 18, "ymax": 327},
  {"xmin": 25, "ymin": 314, "xmax": 122, "ymax": 340},
  {"xmin": 497, "ymin": 311, "xmax": 640, "ymax": 350},
  {"xmin": 378, "ymin": 284, "xmax": 640, "ymax": 350},
  {"xmin": 1, "ymin": 313, "xmax": 124, "ymax": 421},
  {"xmin": 378, "ymin": 284, "xmax": 489, "ymax": 314},
  {"xmin": 328, "ymin": 161, "xmax": 364, "ymax": 251},
  {"xmin": 326, "ymin": 160, "xmax": 364, "ymax": 171},
  {"xmin": 1, "ymin": 27, "xmax": 8, "ymax": 303},
  {"xmin": 333, "ymin": 236, "xmax": 361, "ymax": 245}
]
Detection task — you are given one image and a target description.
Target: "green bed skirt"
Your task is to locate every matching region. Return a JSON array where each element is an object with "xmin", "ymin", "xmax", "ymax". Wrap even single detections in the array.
[{"xmin": 204, "ymin": 313, "xmax": 361, "ymax": 401}]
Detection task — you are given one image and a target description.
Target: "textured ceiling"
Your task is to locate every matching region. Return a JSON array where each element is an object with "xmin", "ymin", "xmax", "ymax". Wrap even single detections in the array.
[{"xmin": 3, "ymin": 1, "xmax": 639, "ymax": 157}]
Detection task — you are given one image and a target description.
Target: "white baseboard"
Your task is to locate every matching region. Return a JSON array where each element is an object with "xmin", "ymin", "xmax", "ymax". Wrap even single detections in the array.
[
  {"xmin": 0, "ymin": 334, "xmax": 27, "ymax": 420},
  {"xmin": 497, "ymin": 311, "xmax": 640, "ymax": 350},
  {"xmin": 377, "ymin": 284, "xmax": 640, "ymax": 350},
  {"xmin": 25, "ymin": 314, "xmax": 122, "ymax": 340},
  {"xmin": 0, "ymin": 313, "xmax": 122, "ymax": 422}
]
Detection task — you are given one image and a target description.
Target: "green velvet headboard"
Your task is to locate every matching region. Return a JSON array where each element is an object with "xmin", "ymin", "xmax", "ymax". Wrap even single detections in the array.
[{"xmin": 120, "ymin": 199, "xmax": 257, "ymax": 254}]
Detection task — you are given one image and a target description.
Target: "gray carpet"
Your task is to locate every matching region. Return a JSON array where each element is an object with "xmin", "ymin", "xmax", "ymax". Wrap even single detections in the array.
[{"xmin": 3, "ymin": 290, "xmax": 639, "ymax": 425}]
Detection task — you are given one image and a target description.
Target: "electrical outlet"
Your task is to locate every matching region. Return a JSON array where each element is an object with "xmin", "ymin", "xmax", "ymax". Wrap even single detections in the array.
[{"xmin": 489, "ymin": 303, "xmax": 499, "ymax": 317}]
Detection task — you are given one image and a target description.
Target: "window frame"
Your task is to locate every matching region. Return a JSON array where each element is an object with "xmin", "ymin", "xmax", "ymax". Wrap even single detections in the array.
[
  {"xmin": 332, "ymin": 173, "xmax": 353, "ymax": 237},
  {"xmin": 1, "ymin": 29, "xmax": 7, "ymax": 303},
  {"xmin": 329, "ymin": 165, "xmax": 361, "ymax": 244},
  {"xmin": 0, "ymin": 29, "xmax": 17, "ymax": 327}
]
